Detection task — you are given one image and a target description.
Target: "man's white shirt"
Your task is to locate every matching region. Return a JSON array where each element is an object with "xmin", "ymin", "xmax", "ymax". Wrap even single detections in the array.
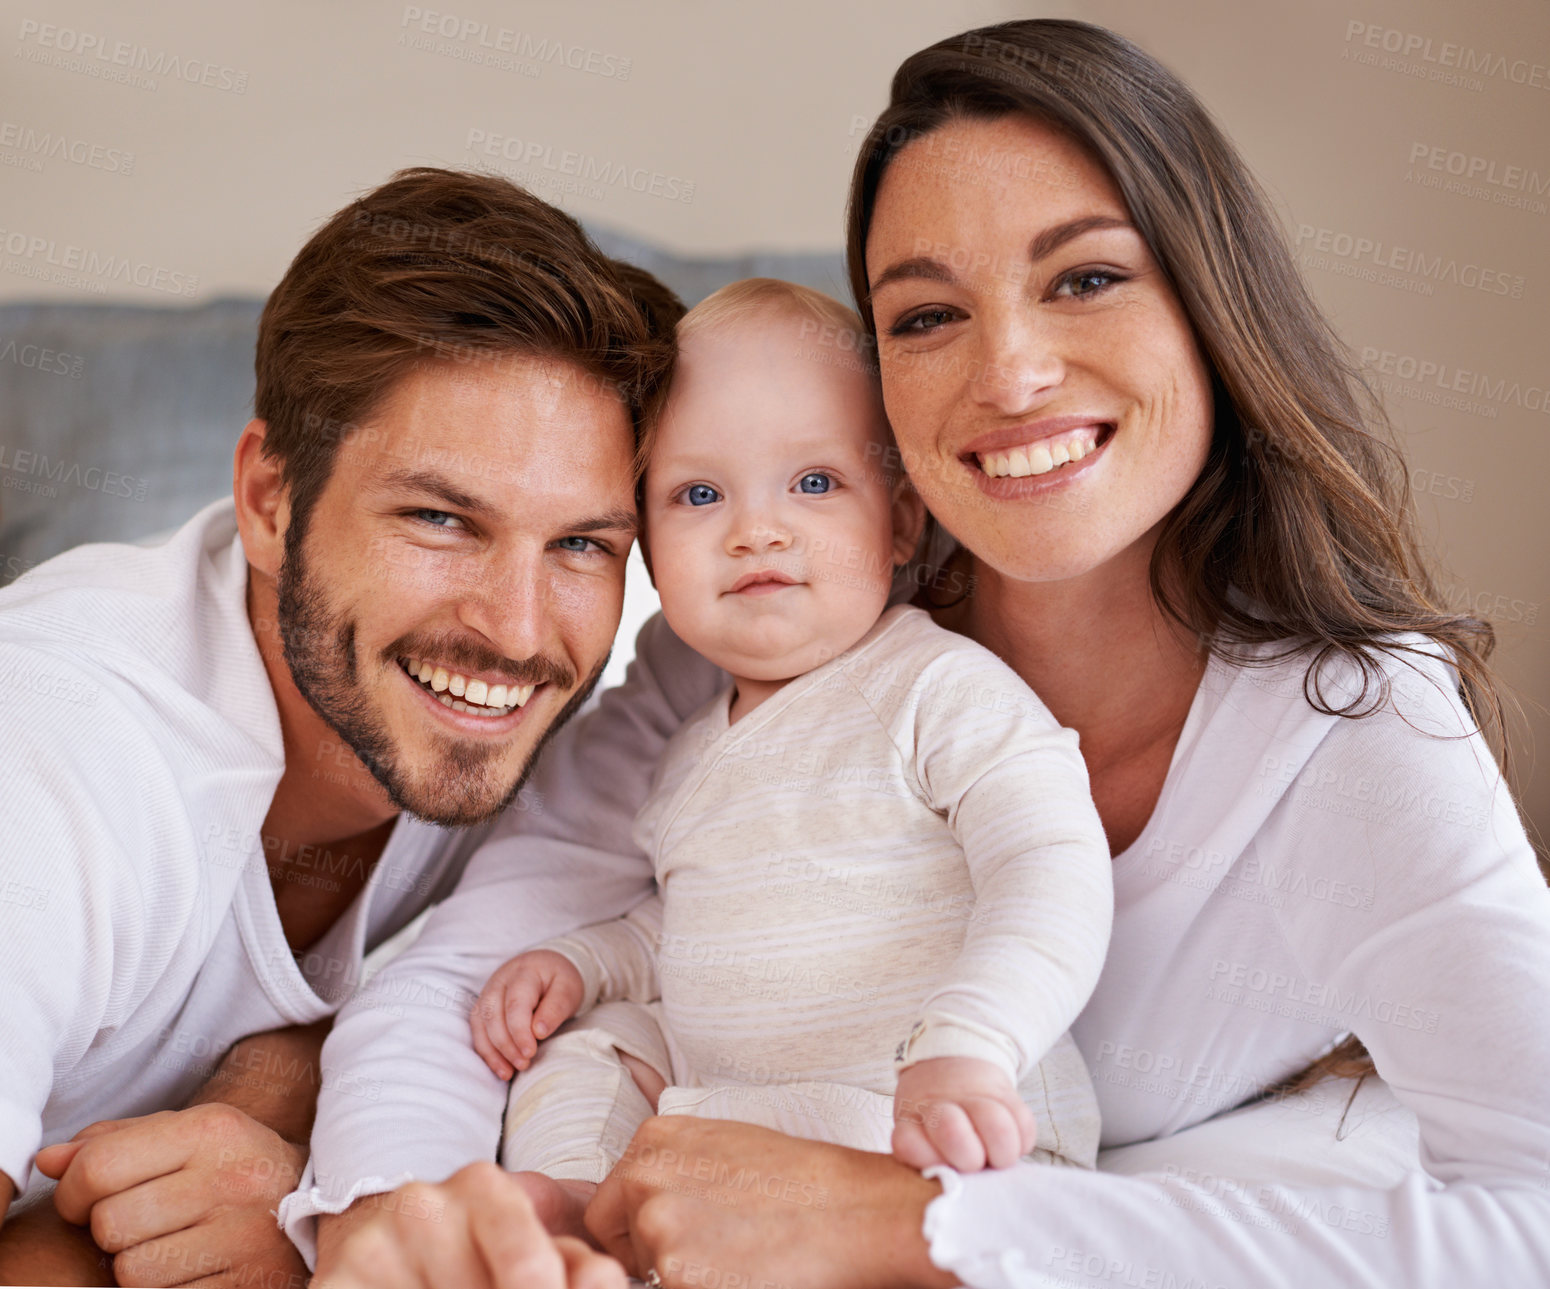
[{"xmin": 0, "ymin": 499, "xmax": 485, "ymax": 1203}]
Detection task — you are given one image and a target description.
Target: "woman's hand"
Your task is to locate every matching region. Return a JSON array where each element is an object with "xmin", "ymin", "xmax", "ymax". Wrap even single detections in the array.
[{"xmin": 585, "ymin": 1117, "xmax": 961, "ymax": 1289}]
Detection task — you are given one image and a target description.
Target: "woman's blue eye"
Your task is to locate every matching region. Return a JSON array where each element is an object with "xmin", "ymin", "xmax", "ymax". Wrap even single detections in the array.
[
  {"xmin": 798, "ymin": 473, "xmax": 832, "ymax": 494},
  {"xmin": 686, "ymin": 484, "xmax": 720, "ymax": 506}
]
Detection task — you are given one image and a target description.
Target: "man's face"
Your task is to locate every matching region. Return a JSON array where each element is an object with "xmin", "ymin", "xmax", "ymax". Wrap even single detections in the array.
[{"xmin": 277, "ymin": 353, "xmax": 637, "ymax": 828}]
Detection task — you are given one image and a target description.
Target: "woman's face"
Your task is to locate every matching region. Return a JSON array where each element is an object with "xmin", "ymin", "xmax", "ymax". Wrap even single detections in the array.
[{"xmin": 866, "ymin": 113, "xmax": 1215, "ymax": 585}]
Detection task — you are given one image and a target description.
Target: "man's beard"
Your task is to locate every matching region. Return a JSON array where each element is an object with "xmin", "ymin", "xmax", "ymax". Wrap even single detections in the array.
[{"xmin": 276, "ymin": 527, "xmax": 608, "ymax": 829}]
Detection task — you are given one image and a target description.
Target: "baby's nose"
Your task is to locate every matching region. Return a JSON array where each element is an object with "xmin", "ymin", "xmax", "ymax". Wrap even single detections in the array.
[{"xmin": 728, "ymin": 520, "xmax": 794, "ymax": 553}]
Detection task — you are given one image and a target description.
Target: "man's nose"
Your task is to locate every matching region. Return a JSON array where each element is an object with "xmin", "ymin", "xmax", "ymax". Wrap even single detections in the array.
[{"xmin": 455, "ymin": 550, "xmax": 547, "ymax": 661}]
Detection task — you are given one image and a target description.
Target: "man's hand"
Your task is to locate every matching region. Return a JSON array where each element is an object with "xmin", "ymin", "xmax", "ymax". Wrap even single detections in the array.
[
  {"xmin": 17, "ymin": 1020, "xmax": 329, "ymax": 1286},
  {"xmin": 34, "ymin": 1103, "xmax": 307, "ymax": 1287},
  {"xmin": 892, "ymin": 1056, "xmax": 1038, "ymax": 1172},
  {"xmin": 471, "ymin": 950, "xmax": 586, "ymax": 1081},
  {"xmin": 313, "ymin": 1161, "xmax": 626, "ymax": 1289}
]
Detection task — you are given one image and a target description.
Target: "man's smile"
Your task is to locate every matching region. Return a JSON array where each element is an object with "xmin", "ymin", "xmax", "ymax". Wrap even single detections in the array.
[{"xmin": 397, "ymin": 655, "xmax": 545, "ymax": 725}]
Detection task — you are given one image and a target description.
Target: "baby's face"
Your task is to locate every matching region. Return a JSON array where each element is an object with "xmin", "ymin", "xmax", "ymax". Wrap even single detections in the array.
[{"xmin": 643, "ymin": 310, "xmax": 916, "ymax": 685}]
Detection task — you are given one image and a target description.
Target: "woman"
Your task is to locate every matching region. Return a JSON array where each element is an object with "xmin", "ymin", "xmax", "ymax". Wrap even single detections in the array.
[{"xmin": 320, "ymin": 19, "xmax": 1550, "ymax": 1288}]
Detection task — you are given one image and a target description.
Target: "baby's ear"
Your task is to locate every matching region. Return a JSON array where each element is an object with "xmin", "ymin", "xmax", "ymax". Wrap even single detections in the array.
[{"xmin": 890, "ymin": 475, "xmax": 927, "ymax": 567}]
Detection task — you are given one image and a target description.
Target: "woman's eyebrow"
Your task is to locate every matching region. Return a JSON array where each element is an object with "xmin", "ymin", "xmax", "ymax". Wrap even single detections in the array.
[
  {"xmin": 868, "ymin": 256, "xmax": 958, "ymax": 297},
  {"xmin": 1026, "ymin": 215, "xmax": 1134, "ymax": 263},
  {"xmin": 869, "ymin": 214, "xmax": 1136, "ymax": 297}
]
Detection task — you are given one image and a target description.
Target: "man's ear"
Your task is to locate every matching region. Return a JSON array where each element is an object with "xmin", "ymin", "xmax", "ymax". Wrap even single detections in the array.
[
  {"xmin": 232, "ymin": 419, "xmax": 291, "ymax": 579},
  {"xmin": 890, "ymin": 475, "xmax": 927, "ymax": 568}
]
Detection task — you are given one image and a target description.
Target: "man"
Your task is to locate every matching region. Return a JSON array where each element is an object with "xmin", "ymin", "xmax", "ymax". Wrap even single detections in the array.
[{"xmin": 0, "ymin": 166, "xmax": 678, "ymax": 1286}]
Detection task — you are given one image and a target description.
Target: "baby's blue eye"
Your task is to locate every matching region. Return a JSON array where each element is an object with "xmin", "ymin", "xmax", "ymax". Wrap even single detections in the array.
[
  {"xmin": 798, "ymin": 473, "xmax": 832, "ymax": 494},
  {"xmin": 686, "ymin": 484, "xmax": 720, "ymax": 506}
]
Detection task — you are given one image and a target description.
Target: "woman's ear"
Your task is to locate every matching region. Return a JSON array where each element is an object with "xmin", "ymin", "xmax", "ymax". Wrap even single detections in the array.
[
  {"xmin": 890, "ymin": 475, "xmax": 927, "ymax": 567},
  {"xmin": 232, "ymin": 419, "xmax": 291, "ymax": 578}
]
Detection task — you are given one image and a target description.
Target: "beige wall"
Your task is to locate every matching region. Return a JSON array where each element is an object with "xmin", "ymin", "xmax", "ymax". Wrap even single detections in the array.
[{"xmin": 1, "ymin": 0, "xmax": 1545, "ymax": 841}]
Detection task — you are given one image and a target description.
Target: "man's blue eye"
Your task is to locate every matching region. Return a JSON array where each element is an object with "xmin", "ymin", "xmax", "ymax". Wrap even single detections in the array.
[
  {"xmin": 798, "ymin": 473, "xmax": 832, "ymax": 494},
  {"xmin": 556, "ymin": 536, "xmax": 599, "ymax": 552},
  {"xmin": 686, "ymin": 484, "xmax": 720, "ymax": 506},
  {"xmin": 415, "ymin": 509, "xmax": 463, "ymax": 529}
]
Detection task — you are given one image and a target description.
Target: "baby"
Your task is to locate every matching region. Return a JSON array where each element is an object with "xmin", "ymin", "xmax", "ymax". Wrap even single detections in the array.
[{"xmin": 471, "ymin": 279, "xmax": 1113, "ymax": 1226}]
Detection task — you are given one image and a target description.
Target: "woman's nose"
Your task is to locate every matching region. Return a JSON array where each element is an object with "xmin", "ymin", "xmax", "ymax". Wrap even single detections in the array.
[{"xmin": 969, "ymin": 308, "xmax": 1066, "ymax": 414}]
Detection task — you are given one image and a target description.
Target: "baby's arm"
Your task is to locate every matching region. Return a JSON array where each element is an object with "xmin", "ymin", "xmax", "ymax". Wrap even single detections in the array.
[
  {"xmin": 470, "ymin": 893, "xmax": 663, "ymax": 1080},
  {"xmin": 882, "ymin": 635, "xmax": 1114, "ymax": 1170}
]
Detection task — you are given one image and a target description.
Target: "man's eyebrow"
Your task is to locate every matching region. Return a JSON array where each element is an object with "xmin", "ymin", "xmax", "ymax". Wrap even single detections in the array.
[
  {"xmin": 868, "ymin": 215, "xmax": 1136, "ymax": 297},
  {"xmin": 374, "ymin": 467, "xmax": 493, "ymax": 518},
  {"xmin": 569, "ymin": 508, "xmax": 638, "ymax": 536}
]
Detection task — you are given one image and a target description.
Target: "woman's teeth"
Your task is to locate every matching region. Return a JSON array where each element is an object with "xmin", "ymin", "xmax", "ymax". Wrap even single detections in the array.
[
  {"xmin": 977, "ymin": 427, "xmax": 1103, "ymax": 479},
  {"xmin": 402, "ymin": 658, "xmax": 535, "ymax": 717}
]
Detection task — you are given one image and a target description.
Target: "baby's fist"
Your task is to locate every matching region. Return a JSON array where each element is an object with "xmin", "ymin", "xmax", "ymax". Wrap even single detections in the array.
[
  {"xmin": 892, "ymin": 1056, "xmax": 1037, "ymax": 1172},
  {"xmin": 471, "ymin": 949, "xmax": 586, "ymax": 1081}
]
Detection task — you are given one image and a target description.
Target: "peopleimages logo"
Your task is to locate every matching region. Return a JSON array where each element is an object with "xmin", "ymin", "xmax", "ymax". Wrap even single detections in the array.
[
  {"xmin": 1405, "ymin": 142, "xmax": 1550, "ymax": 216},
  {"xmin": 399, "ymin": 7, "xmax": 631, "ymax": 79},
  {"xmin": 1294, "ymin": 224, "xmax": 1526, "ymax": 298},
  {"xmin": 1360, "ymin": 346, "xmax": 1550, "ymax": 418},
  {"xmin": 15, "ymin": 19, "xmax": 249, "ymax": 93},
  {"xmin": 1343, "ymin": 21, "xmax": 1550, "ymax": 91},
  {"xmin": 0, "ymin": 227, "xmax": 198, "ymax": 296},
  {"xmin": 0, "ymin": 121, "xmax": 134, "ymax": 175}
]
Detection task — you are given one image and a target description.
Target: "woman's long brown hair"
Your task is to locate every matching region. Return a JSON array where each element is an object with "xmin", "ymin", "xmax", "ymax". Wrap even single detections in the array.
[{"xmin": 845, "ymin": 19, "xmax": 1511, "ymax": 1096}]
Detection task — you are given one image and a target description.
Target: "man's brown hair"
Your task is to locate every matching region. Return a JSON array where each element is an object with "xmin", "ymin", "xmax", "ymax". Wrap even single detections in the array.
[{"xmin": 254, "ymin": 166, "xmax": 682, "ymax": 533}]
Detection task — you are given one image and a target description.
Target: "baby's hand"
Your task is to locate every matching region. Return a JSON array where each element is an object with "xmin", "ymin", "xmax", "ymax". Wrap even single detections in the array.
[
  {"xmin": 470, "ymin": 949, "xmax": 585, "ymax": 1081},
  {"xmin": 892, "ymin": 1056, "xmax": 1038, "ymax": 1172}
]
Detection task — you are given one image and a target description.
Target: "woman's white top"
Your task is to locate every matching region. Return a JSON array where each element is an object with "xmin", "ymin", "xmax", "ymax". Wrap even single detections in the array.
[{"xmin": 923, "ymin": 633, "xmax": 1550, "ymax": 1287}]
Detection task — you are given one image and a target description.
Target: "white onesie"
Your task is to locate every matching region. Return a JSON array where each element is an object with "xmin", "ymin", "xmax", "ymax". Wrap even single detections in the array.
[{"xmin": 498, "ymin": 604, "xmax": 1113, "ymax": 1178}]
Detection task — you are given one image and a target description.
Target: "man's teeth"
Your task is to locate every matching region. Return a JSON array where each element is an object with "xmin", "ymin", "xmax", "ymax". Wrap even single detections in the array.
[
  {"xmin": 977, "ymin": 428, "xmax": 1102, "ymax": 479},
  {"xmin": 403, "ymin": 658, "xmax": 536, "ymax": 715}
]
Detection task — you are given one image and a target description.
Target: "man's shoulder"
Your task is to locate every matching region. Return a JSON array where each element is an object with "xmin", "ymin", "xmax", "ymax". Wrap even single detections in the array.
[
  {"xmin": 0, "ymin": 498, "xmax": 281, "ymax": 780},
  {"xmin": 0, "ymin": 497, "xmax": 241, "ymax": 646}
]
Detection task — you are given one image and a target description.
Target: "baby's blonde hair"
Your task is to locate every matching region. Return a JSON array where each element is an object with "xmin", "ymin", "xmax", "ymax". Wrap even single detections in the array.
[{"xmin": 632, "ymin": 277, "xmax": 881, "ymax": 483}]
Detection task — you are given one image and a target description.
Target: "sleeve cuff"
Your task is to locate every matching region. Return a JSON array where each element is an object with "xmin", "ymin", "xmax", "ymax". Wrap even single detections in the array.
[
  {"xmin": 532, "ymin": 935, "xmax": 608, "ymax": 1012},
  {"xmin": 277, "ymin": 1161, "xmax": 415, "ymax": 1272},
  {"xmin": 895, "ymin": 1018, "xmax": 1021, "ymax": 1083},
  {"xmin": 922, "ymin": 1165, "xmax": 1046, "ymax": 1289}
]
